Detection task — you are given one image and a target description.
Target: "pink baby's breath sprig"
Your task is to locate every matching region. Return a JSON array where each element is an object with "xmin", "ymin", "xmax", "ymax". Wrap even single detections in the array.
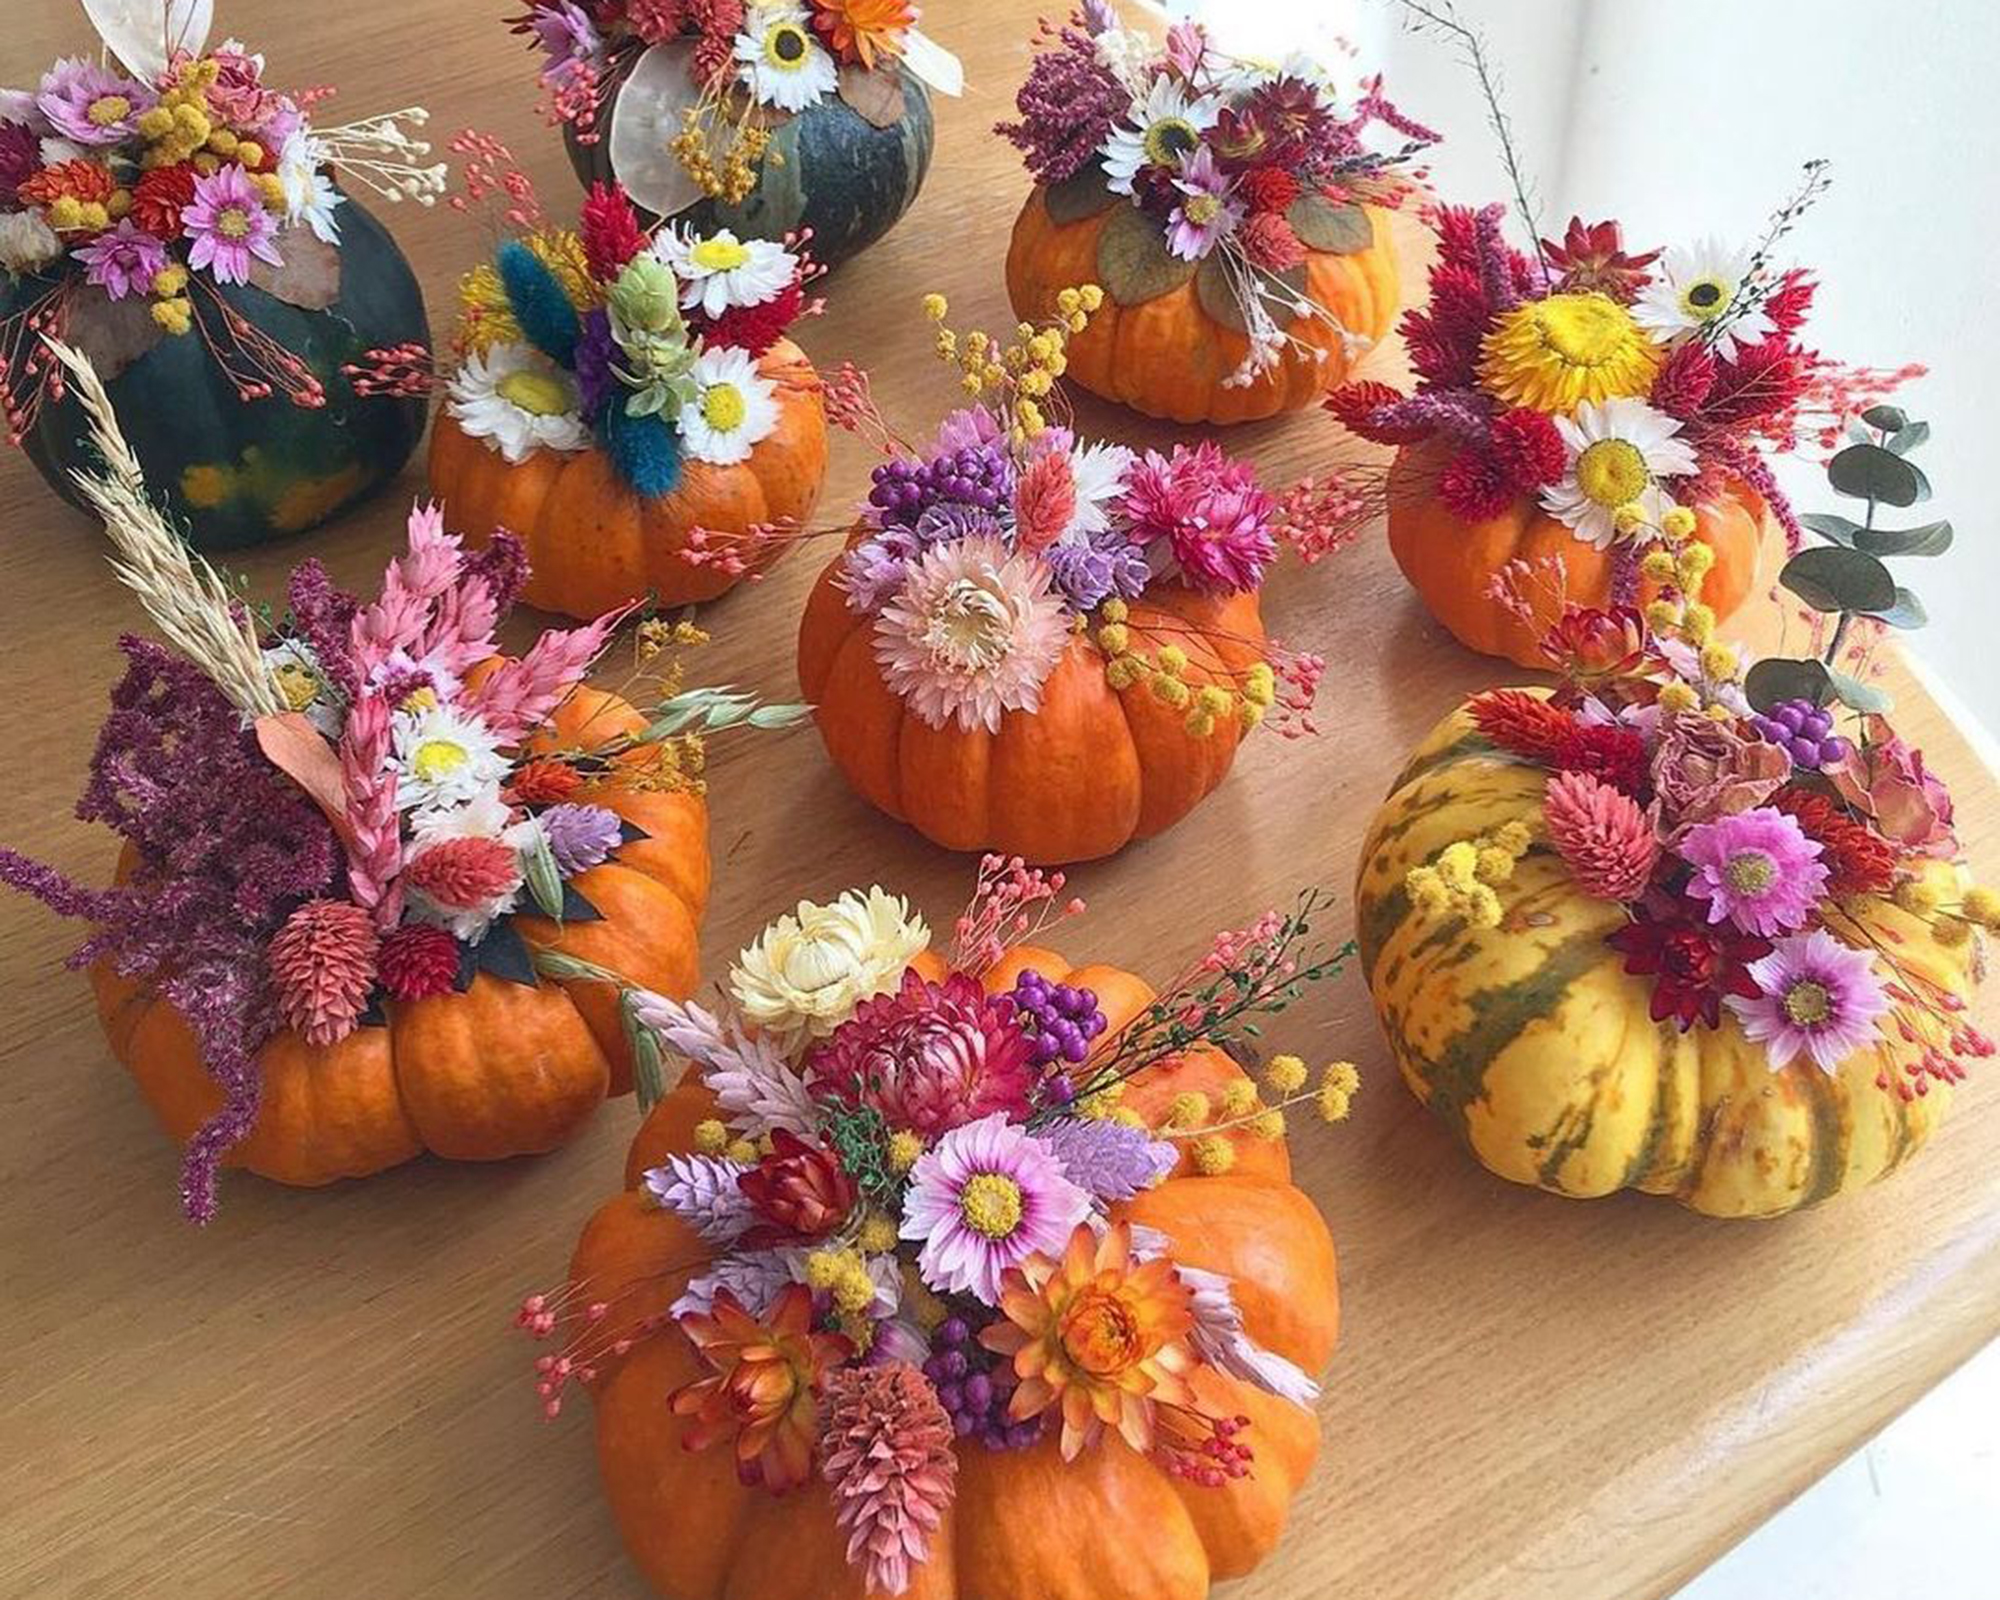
[
  {"xmin": 342, "ymin": 342, "xmax": 435, "ymax": 399},
  {"xmin": 949, "ymin": 854, "xmax": 1086, "ymax": 976},
  {"xmin": 515, "ymin": 1272, "xmax": 683, "ymax": 1419},
  {"xmin": 447, "ymin": 128, "xmax": 546, "ymax": 231},
  {"xmin": 819, "ymin": 362, "xmax": 905, "ymax": 455},
  {"xmin": 1273, "ymin": 475, "xmax": 1372, "ymax": 566}
]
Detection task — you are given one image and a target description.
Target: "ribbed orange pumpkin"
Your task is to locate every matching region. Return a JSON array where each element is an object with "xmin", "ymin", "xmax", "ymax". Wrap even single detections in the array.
[
  {"xmin": 567, "ymin": 942, "xmax": 1339, "ymax": 1600},
  {"xmin": 1386, "ymin": 443, "xmax": 1773, "ymax": 668},
  {"xmin": 1005, "ymin": 189, "xmax": 1400, "ymax": 424},
  {"xmin": 797, "ymin": 549, "xmax": 1267, "ymax": 862},
  {"xmin": 427, "ymin": 340, "xmax": 829, "ymax": 619},
  {"xmin": 88, "ymin": 682, "xmax": 710, "ymax": 1188}
]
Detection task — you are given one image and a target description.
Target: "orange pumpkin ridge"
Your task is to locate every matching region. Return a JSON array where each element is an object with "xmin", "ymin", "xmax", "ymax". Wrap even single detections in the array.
[{"xmin": 428, "ymin": 339, "xmax": 830, "ymax": 619}]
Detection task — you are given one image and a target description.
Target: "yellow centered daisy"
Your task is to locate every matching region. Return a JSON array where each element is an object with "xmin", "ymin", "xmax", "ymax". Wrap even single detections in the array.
[
  {"xmin": 495, "ymin": 368, "xmax": 575, "ymax": 417},
  {"xmin": 1678, "ymin": 274, "xmax": 1732, "ymax": 323},
  {"xmin": 1783, "ymin": 980, "xmax": 1833, "ymax": 1026},
  {"xmin": 1142, "ymin": 116, "xmax": 1200, "ymax": 166},
  {"xmin": 690, "ymin": 236, "xmax": 752, "ymax": 273},
  {"xmin": 958, "ymin": 1173, "xmax": 1024, "ymax": 1239},
  {"xmin": 1573, "ymin": 438, "xmax": 1652, "ymax": 507},
  {"xmin": 216, "ymin": 206, "xmax": 252, "ymax": 241},
  {"xmin": 411, "ymin": 737, "xmax": 472, "ymax": 783},
  {"xmin": 1725, "ymin": 851, "xmax": 1777, "ymax": 895},
  {"xmin": 88, "ymin": 94, "xmax": 132, "ymax": 127},
  {"xmin": 1479, "ymin": 291, "xmax": 1662, "ymax": 414},
  {"xmin": 762, "ymin": 19, "xmax": 812, "ymax": 70},
  {"xmin": 272, "ymin": 662, "xmax": 319, "ymax": 712},
  {"xmin": 399, "ymin": 686, "xmax": 440, "ymax": 714},
  {"xmin": 1183, "ymin": 192, "xmax": 1223, "ymax": 227},
  {"xmin": 701, "ymin": 381, "xmax": 749, "ymax": 432}
]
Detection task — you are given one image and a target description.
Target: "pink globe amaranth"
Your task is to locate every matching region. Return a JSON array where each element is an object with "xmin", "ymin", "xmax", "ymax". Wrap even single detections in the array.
[{"xmin": 806, "ymin": 968, "xmax": 1037, "ymax": 1138}]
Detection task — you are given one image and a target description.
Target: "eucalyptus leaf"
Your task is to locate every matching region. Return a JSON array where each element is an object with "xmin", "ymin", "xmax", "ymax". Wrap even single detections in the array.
[
  {"xmin": 1887, "ymin": 420, "xmax": 1930, "ymax": 456},
  {"xmin": 1285, "ymin": 193, "xmax": 1375, "ymax": 254},
  {"xmin": 1860, "ymin": 403, "xmax": 1909, "ymax": 432},
  {"xmin": 1865, "ymin": 585, "xmax": 1928, "ymax": 630},
  {"xmin": 1095, "ymin": 203, "xmax": 1198, "ymax": 306},
  {"xmin": 1827, "ymin": 667, "xmax": 1895, "ymax": 715},
  {"xmin": 1195, "ymin": 255, "xmax": 1305, "ymax": 332},
  {"xmin": 1744, "ymin": 657, "xmax": 1831, "ymax": 713},
  {"xmin": 1043, "ymin": 165, "xmax": 1120, "ymax": 224},
  {"xmin": 1798, "ymin": 512, "xmax": 1862, "ymax": 547},
  {"xmin": 1779, "ymin": 545, "xmax": 1897, "ymax": 614},
  {"xmin": 1855, "ymin": 519, "xmax": 1953, "ymax": 559},
  {"xmin": 1827, "ymin": 442, "xmax": 1929, "ymax": 507}
]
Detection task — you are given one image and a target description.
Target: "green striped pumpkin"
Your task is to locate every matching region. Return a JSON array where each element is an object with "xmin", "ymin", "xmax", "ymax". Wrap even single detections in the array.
[{"xmin": 1354, "ymin": 697, "xmax": 1977, "ymax": 1218}]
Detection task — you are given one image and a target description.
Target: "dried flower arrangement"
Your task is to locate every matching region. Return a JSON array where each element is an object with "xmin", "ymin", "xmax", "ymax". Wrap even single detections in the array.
[
  {"xmin": 0, "ymin": 2, "xmax": 443, "ymax": 545},
  {"xmin": 792, "ymin": 289, "xmax": 1355, "ymax": 860},
  {"xmin": 1326, "ymin": 2, "xmax": 1923, "ymax": 664},
  {"xmin": 523, "ymin": 859, "xmax": 1360, "ymax": 1597},
  {"xmin": 1355, "ymin": 425, "xmax": 1991, "ymax": 1214},
  {"xmin": 1000, "ymin": 2, "xmax": 1436, "ymax": 421},
  {"xmin": 428, "ymin": 159, "xmax": 829, "ymax": 614},
  {"xmin": 512, "ymin": 0, "xmax": 960, "ymax": 266},
  {"xmin": 0, "ymin": 340, "xmax": 806, "ymax": 1222}
]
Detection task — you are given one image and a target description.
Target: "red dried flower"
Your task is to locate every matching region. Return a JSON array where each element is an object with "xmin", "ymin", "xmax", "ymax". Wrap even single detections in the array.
[
  {"xmin": 18, "ymin": 158, "xmax": 115, "ymax": 213},
  {"xmin": 1544, "ymin": 769, "xmax": 1659, "ymax": 900},
  {"xmin": 809, "ymin": 0, "xmax": 915, "ymax": 69},
  {"xmin": 1323, "ymin": 379, "xmax": 1426, "ymax": 445},
  {"xmin": 376, "ymin": 922, "xmax": 462, "ymax": 1002},
  {"xmin": 625, "ymin": 0, "xmax": 687, "ymax": 44},
  {"xmin": 821, "ymin": 1363, "xmax": 957, "ymax": 1596},
  {"xmin": 579, "ymin": 181, "xmax": 647, "ymax": 281},
  {"xmin": 1649, "ymin": 339, "xmax": 1717, "ymax": 421},
  {"xmin": 1012, "ymin": 449, "xmax": 1077, "ymax": 552},
  {"xmin": 1436, "ymin": 444, "xmax": 1515, "ymax": 523},
  {"xmin": 736, "ymin": 1129, "xmax": 858, "ymax": 1244},
  {"xmin": 1763, "ymin": 270, "xmax": 1816, "ymax": 336},
  {"xmin": 1540, "ymin": 217, "xmax": 1660, "ymax": 303},
  {"xmin": 1607, "ymin": 898, "xmax": 1771, "ymax": 1030},
  {"xmin": 268, "ymin": 899, "xmax": 380, "ymax": 1047},
  {"xmin": 1237, "ymin": 211, "xmax": 1307, "ymax": 272},
  {"xmin": 1488, "ymin": 407, "xmax": 1566, "ymax": 491},
  {"xmin": 1555, "ymin": 723, "xmax": 1650, "ymax": 796},
  {"xmin": 1539, "ymin": 604, "xmax": 1649, "ymax": 681},
  {"xmin": 692, "ymin": 275, "xmax": 804, "ymax": 356},
  {"xmin": 404, "ymin": 836, "xmax": 521, "ymax": 911},
  {"xmin": 130, "ymin": 163, "xmax": 199, "ymax": 238},
  {"xmin": 1471, "ymin": 688, "xmax": 1578, "ymax": 763},
  {"xmin": 687, "ymin": 0, "xmax": 748, "ymax": 85},
  {"xmin": 508, "ymin": 756, "xmax": 584, "ymax": 806},
  {"xmin": 1768, "ymin": 787, "xmax": 1900, "ymax": 897},
  {"xmin": 1702, "ymin": 337, "xmax": 1813, "ymax": 430},
  {"xmin": 1237, "ymin": 167, "xmax": 1301, "ymax": 215}
]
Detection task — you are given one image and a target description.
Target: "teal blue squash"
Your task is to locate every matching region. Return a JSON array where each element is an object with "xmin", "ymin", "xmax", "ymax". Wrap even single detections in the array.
[
  {"xmin": 569, "ymin": 64, "xmax": 933, "ymax": 273},
  {"xmin": 9, "ymin": 192, "xmax": 429, "ymax": 553}
]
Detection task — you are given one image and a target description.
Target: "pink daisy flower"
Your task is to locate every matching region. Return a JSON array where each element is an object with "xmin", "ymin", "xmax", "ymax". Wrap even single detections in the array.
[
  {"xmin": 36, "ymin": 57, "xmax": 155, "ymax": 146},
  {"xmin": 1165, "ymin": 145, "xmax": 1244, "ymax": 262},
  {"xmin": 872, "ymin": 535, "xmax": 1070, "ymax": 733},
  {"xmin": 1120, "ymin": 440, "xmax": 1278, "ymax": 593},
  {"xmin": 1725, "ymin": 930, "xmax": 1891, "ymax": 1074},
  {"xmin": 74, "ymin": 220, "xmax": 169, "ymax": 300},
  {"xmin": 1678, "ymin": 805, "xmax": 1829, "ymax": 937},
  {"xmin": 182, "ymin": 165, "xmax": 284, "ymax": 286},
  {"xmin": 899, "ymin": 1113, "xmax": 1093, "ymax": 1306}
]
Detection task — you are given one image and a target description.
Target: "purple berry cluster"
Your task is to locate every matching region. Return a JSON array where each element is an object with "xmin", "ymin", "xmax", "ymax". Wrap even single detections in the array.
[
  {"xmin": 926, "ymin": 1316, "xmax": 1045, "ymax": 1451},
  {"xmin": 869, "ymin": 443, "xmax": 1015, "ymax": 528},
  {"xmin": 1010, "ymin": 967, "xmax": 1107, "ymax": 1092},
  {"xmin": 1751, "ymin": 698, "xmax": 1855, "ymax": 770}
]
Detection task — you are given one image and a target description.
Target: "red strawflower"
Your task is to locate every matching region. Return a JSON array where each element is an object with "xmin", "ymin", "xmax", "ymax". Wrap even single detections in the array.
[
  {"xmin": 268, "ymin": 899, "xmax": 380, "ymax": 1047},
  {"xmin": 1323, "ymin": 379, "xmax": 1427, "ymax": 445},
  {"xmin": 1763, "ymin": 270, "xmax": 1816, "ymax": 336},
  {"xmin": 625, "ymin": 0, "xmax": 686, "ymax": 43},
  {"xmin": 18, "ymin": 158, "xmax": 114, "ymax": 212},
  {"xmin": 1767, "ymin": 787, "xmax": 1899, "ymax": 897},
  {"xmin": 508, "ymin": 756, "xmax": 585, "ymax": 806},
  {"xmin": 1649, "ymin": 339, "xmax": 1717, "ymax": 421},
  {"xmin": 1554, "ymin": 723, "xmax": 1649, "ymax": 797},
  {"xmin": 1489, "ymin": 407, "xmax": 1566, "ymax": 491},
  {"xmin": 1472, "ymin": 688, "xmax": 1579, "ymax": 763},
  {"xmin": 377, "ymin": 922, "xmax": 462, "ymax": 1002},
  {"xmin": 687, "ymin": 0, "xmax": 747, "ymax": 85},
  {"xmin": 1701, "ymin": 337, "xmax": 1814, "ymax": 430},
  {"xmin": 1237, "ymin": 167, "xmax": 1300, "ymax": 215},
  {"xmin": 692, "ymin": 276, "xmax": 804, "ymax": 356},
  {"xmin": 404, "ymin": 836, "xmax": 520, "ymax": 911},
  {"xmin": 1539, "ymin": 604, "xmax": 1649, "ymax": 681},
  {"xmin": 1540, "ymin": 216, "xmax": 1660, "ymax": 303},
  {"xmin": 1436, "ymin": 444, "xmax": 1514, "ymax": 523},
  {"xmin": 579, "ymin": 181, "xmax": 647, "ymax": 282},
  {"xmin": 128, "ymin": 164, "xmax": 200, "ymax": 239},
  {"xmin": 736, "ymin": 1129, "xmax": 857, "ymax": 1245},
  {"xmin": 1607, "ymin": 898, "xmax": 1771, "ymax": 1030},
  {"xmin": 1238, "ymin": 211, "xmax": 1307, "ymax": 272}
]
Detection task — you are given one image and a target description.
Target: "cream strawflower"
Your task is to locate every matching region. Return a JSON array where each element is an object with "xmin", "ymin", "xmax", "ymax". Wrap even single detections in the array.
[
  {"xmin": 1064, "ymin": 438, "xmax": 1134, "ymax": 539},
  {"xmin": 679, "ymin": 344, "xmax": 782, "ymax": 466},
  {"xmin": 730, "ymin": 887, "xmax": 931, "ymax": 1049},
  {"xmin": 446, "ymin": 341, "xmax": 591, "ymax": 464},
  {"xmin": 736, "ymin": 2, "xmax": 839, "ymax": 113},
  {"xmin": 1541, "ymin": 397, "xmax": 1698, "ymax": 550},
  {"xmin": 1633, "ymin": 239, "xmax": 1775, "ymax": 361},
  {"xmin": 0, "ymin": 209, "xmax": 62, "ymax": 273},
  {"xmin": 391, "ymin": 705, "xmax": 511, "ymax": 814},
  {"xmin": 654, "ymin": 226, "xmax": 795, "ymax": 317},
  {"xmin": 1099, "ymin": 74, "xmax": 1224, "ymax": 197}
]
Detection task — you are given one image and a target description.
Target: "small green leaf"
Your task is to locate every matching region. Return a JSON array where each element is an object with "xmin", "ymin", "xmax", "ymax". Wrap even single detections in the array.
[
  {"xmin": 1860, "ymin": 404, "xmax": 1909, "ymax": 432},
  {"xmin": 1779, "ymin": 545, "xmax": 1897, "ymax": 614},
  {"xmin": 1285, "ymin": 193, "xmax": 1375, "ymax": 253},
  {"xmin": 1745, "ymin": 657, "xmax": 1832, "ymax": 713},
  {"xmin": 1827, "ymin": 442, "xmax": 1929, "ymax": 507},
  {"xmin": 524, "ymin": 835, "xmax": 566, "ymax": 920},
  {"xmin": 1798, "ymin": 512, "xmax": 1862, "ymax": 547},
  {"xmin": 1887, "ymin": 420, "xmax": 1930, "ymax": 456},
  {"xmin": 1195, "ymin": 254, "xmax": 1305, "ymax": 332},
  {"xmin": 1828, "ymin": 667, "xmax": 1895, "ymax": 714},
  {"xmin": 1865, "ymin": 586, "xmax": 1928, "ymax": 629},
  {"xmin": 1043, "ymin": 165, "xmax": 1120, "ymax": 224},
  {"xmin": 1855, "ymin": 520, "xmax": 1953, "ymax": 559},
  {"xmin": 1095, "ymin": 203, "xmax": 1199, "ymax": 305}
]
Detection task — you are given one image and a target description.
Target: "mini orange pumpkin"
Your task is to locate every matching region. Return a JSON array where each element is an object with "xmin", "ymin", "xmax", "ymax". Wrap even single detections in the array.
[
  {"xmin": 1005, "ymin": 188, "xmax": 1400, "ymax": 424},
  {"xmin": 565, "ymin": 942, "xmax": 1339, "ymax": 1600},
  {"xmin": 1386, "ymin": 443, "xmax": 1774, "ymax": 668},
  {"xmin": 797, "ymin": 547, "xmax": 1268, "ymax": 862},
  {"xmin": 89, "ymin": 682, "xmax": 710, "ymax": 1188},
  {"xmin": 428, "ymin": 340, "xmax": 830, "ymax": 619}
]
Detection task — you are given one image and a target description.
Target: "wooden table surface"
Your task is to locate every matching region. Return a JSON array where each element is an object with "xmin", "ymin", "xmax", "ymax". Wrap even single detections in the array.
[{"xmin": 3, "ymin": 4, "xmax": 1996, "ymax": 1597}]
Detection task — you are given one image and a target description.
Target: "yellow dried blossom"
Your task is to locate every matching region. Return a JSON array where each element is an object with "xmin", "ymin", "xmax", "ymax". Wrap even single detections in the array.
[
  {"xmin": 886, "ymin": 1129, "xmax": 925, "ymax": 1173},
  {"xmin": 1191, "ymin": 1135, "xmax": 1236, "ymax": 1175},
  {"xmin": 692, "ymin": 1118, "xmax": 730, "ymax": 1155},
  {"xmin": 1657, "ymin": 680, "xmax": 1699, "ymax": 714},
  {"xmin": 1250, "ymin": 1110, "xmax": 1287, "ymax": 1141},
  {"xmin": 1167, "ymin": 1091, "xmax": 1211, "ymax": 1129},
  {"xmin": 1896, "ymin": 879, "xmax": 1942, "ymax": 916},
  {"xmin": 1680, "ymin": 603, "xmax": 1716, "ymax": 646},
  {"xmin": 1699, "ymin": 642, "xmax": 1740, "ymax": 682},
  {"xmin": 1156, "ymin": 645, "xmax": 1188, "ymax": 676},
  {"xmin": 1475, "ymin": 846, "xmax": 1518, "ymax": 885},
  {"xmin": 1219, "ymin": 1079, "xmax": 1259, "ymax": 1117},
  {"xmin": 1933, "ymin": 915, "xmax": 1973, "ymax": 949},
  {"xmin": 922, "ymin": 292, "xmax": 948, "ymax": 321},
  {"xmin": 724, "ymin": 1138, "xmax": 758, "ymax": 1164},
  {"xmin": 1265, "ymin": 1054, "xmax": 1308, "ymax": 1094},
  {"xmin": 1661, "ymin": 505, "xmax": 1698, "ymax": 540},
  {"xmin": 1640, "ymin": 549, "xmax": 1677, "ymax": 583},
  {"xmin": 1317, "ymin": 1085, "xmax": 1353, "ymax": 1123},
  {"xmin": 1491, "ymin": 821, "xmax": 1535, "ymax": 856},
  {"xmin": 1644, "ymin": 599, "xmax": 1682, "ymax": 632},
  {"xmin": 858, "ymin": 1213, "xmax": 900, "ymax": 1255},
  {"xmin": 1961, "ymin": 886, "xmax": 2000, "ymax": 927},
  {"xmin": 1323, "ymin": 1061, "xmax": 1361, "ymax": 1096},
  {"xmin": 1107, "ymin": 1106, "xmax": 1150, "ymax": 1132},
  {"xmin": 1097, "ymin": 622, "xmax": 1130, "ymax": 655},
  {"xmin": 1436, "ymin": 841, "xmax": 1480, "ymax": 887}
]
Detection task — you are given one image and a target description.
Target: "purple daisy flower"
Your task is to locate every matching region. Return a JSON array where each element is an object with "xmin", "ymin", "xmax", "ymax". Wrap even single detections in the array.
[
  {"xmin": 1678, "ymin": 806, "xmax": 1829, "ymax": 938},
  {"xmin": 74, "ymin": 220, "xmax": 168, "ymax": 300},
  {"xmin": 1725, "ymin": 930, "xmax": 1891, "ymax": 1074},
  {"xmin": 1165, "ymin": 146, "xmax": 1244, "ymax": 263},
  {"xmin": 899, "ymin": 1112, "xmax": 1093, "ymax": 1306},
  {"xmin": 36, "ymin": 57, "xmax": 155, "ymax": 146},
  {"xmin": 183, "ymin": 165, "xmax": 284, "ymax": 286}
]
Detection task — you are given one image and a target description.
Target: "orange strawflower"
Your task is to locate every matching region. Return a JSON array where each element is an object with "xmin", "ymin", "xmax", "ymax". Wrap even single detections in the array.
[
  {"xmin": 979, "ymin": 1221, "xmax": 1198, "ymax": 1462},
  {"xmin": 507, "ymin": 756, "xmax": 584, "ymax": 805},
  {"xmin": 808, "ymin": 0, "xmax": 914, "ymax": 69}
]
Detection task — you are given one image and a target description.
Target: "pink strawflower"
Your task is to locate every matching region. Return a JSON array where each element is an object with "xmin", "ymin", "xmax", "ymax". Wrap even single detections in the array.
[
  {"xmin": 808, "ymin": 967, "xmax": 1038, "ymax": 1138},
  {"xmin": 182, "ymin": 164, "xmax": 284, "ymax": 286},
  {"xmin": 1012, "ymin": 450, "xmax": 1077, "ymax": 552},
  {"xmin": 820, "ymin": 1363, "xmax": 958, "ymax": 1597},
  {"xmin": 1678, "ymin": 806, "xmax": 1829, "ymax": 937},
  {"xmin": 872, "ymin": 535, "xmax": 1069, "ymax": 733},
  {"xmin": 1120, "ymin": 442, "xmax": 1278, "ymax": 593},
  {"xmin": 74, "ymin": 220, "xmax": 169, "ymax": 300},
  {"xmin": 36, "ymin": 57, "xmax": 155, "ymax": 145},
  {"xmin": 268, "ymin": 899, "xmax": 380, "ymax": 1047},
  {"xmin": 1544, "ymin": 769, "xmax": 1658, "ymax": 901},
  {"xmin": 1725, "ymin": 930, "xmax": 1891, "ymax": 1074},
  {"xmin": 899, "ymin": 1112, "xmax": 1092, "ymax": 1305},
  {"xmin": 1165, "ymin": 146, "xmax": 1243, "ymax": 262}
]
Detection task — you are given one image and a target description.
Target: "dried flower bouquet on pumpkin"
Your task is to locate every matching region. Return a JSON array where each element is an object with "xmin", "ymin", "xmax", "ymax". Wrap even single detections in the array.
[
  {"xmin": 0, "ymin": 1, "xmax": 442, "ymax": 546},
  {"xmin": 1355, "ymin": 423, "xmax": 1990, "ymax": 1214},
  {"xmin": 1001, "ymin": 2, "xmax": 1436, "ymax": 422},
  {"xmin": 0, "ymin": 342, "xmax": 805, "ymax": 1222},
  {"xmin": 524, "ymin": 858, "xmax": 1360, "ymax": 1598}
]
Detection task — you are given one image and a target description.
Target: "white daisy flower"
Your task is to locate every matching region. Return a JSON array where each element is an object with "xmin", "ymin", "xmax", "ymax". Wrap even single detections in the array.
[
  {"xmin": 679, "ymin": 344, "xmax": 781, "ymax": 466},
  {"xmin": 1540, "ymin": 397, "xmax": 1699, "ymax": 550},
  {"xmin": 262, "ymin": 638, "xmax": 344, "ymax": 738},
  {"xmin": 1099, "ymin": 75, "xmax": 1225, "ymax": 197},
  {"xmin": 1632, "ymin": 239, "xmax": 1776, "ymax": 360},
  {"xmin": 1064, "ymin": 439, "xmax": 1134, "ymax": 540},
  {"xmin": 446, "ymin": 341, "xmax": 592, "ymax": 465},
  {"xmin": 276, "ymin": 128, "xmax": 343, "ymax": 245},
  {"xmin": 391, "ymin": 706, "xmax": 511, "ymax": 814},
  {"xmin": 735, "ymin": 2, "xmax": 838, "ymax": 114},
  {"xmin": 652, "ymin": 226, "xmax": 795, "ymax": 318}
]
